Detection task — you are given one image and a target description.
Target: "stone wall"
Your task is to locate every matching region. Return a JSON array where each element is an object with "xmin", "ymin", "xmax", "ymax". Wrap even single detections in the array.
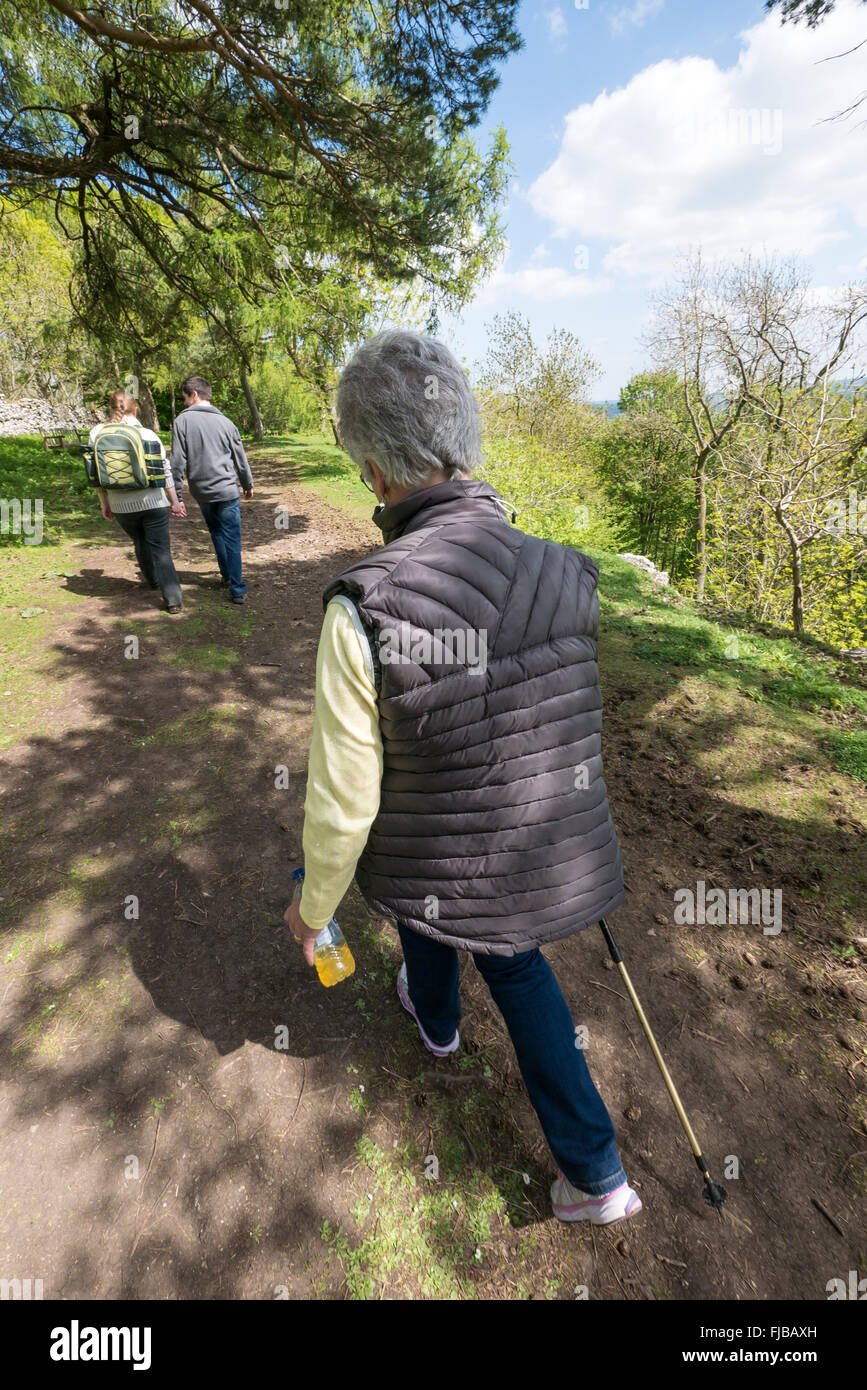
[{"xmin": 0, "ymin": 396, "xmax": 100, "ymax": 438}]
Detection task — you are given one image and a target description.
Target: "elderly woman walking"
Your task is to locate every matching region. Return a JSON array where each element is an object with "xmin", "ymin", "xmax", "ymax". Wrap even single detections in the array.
[{"xmin": 285, "ymin": 330, "xmax": 641, "ymax": 1226}]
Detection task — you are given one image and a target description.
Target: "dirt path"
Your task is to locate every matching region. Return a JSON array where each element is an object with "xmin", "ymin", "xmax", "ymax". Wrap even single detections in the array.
[{"xmin": 1, "ymin": 450, "xmax": 865, "ymax": 1300}]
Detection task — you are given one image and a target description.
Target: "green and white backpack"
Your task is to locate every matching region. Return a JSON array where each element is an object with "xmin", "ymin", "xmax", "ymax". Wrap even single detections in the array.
[{"xmin": 84, "ymin": 421, "xmax": 166, "ymax": 489}]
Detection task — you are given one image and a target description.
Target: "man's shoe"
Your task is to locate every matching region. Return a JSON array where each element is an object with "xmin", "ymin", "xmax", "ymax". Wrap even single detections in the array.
[
  {"xmin": 550, "ymin": 1173, "xmax": 643, "ymax": 1225},
  {"xmin": 229, "ymin": 592, "xmax": 247, "ymax": 604},
  {"xmin": 396, "ymin": 963, "xmax": 460, "ymax": 1057},
  {"xmin": 166, "ymin": 605, "xmax": 182, "ymax": 614}
]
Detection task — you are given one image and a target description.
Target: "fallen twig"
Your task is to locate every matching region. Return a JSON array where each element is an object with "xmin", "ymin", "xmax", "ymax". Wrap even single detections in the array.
[
  {"xmin": 585, "ymin": 977, "xmax": 629, "ymax": 1003},
  {"xmin": 129, "ymin": 1177, "xmax": 172, "ymax": 1261},
  {"xmin": 195, "ymin": 1076, "xmax": 239, "ymax": 1141},
  {"xmin": 380, "ymin": 1065, "xmax": 414, "ymax": 1085},
  {"xmin": 458, "ymin": 1126, "xmax": 478, "ymax": 1161},
  {"xmin": 811, "ymin": 1196, "xmax": 845, "ymax": 1238},
  {"xmin": 290, "ymin": 1059, "xmax": 306, "ymax": 1122},
  {"xmin": 420, "ymin": 1071, "xmax": 491, "ymax": 1087},
  {"xmin": 141, "ymin": 1115, "xmax": 160, "ymax": 1190}
]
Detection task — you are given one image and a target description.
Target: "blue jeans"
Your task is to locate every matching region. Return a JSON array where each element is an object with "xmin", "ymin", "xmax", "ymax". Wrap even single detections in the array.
[
  {"xmin": 397, "ymin": 922, "xmax": 627, "ymax": 1196},
  {"xmin": 196, "ymin": 495, "xmax": 246, "ymax": 597}
]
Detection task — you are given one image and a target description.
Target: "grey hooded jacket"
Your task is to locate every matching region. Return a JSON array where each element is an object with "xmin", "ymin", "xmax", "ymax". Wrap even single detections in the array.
[{"xmin": 324, "ymin": 479, "xmax": 625, "ymax": 955}]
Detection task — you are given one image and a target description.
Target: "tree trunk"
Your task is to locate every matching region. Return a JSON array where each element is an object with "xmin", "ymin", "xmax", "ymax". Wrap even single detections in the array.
[
  {"xmin": 775, "ymin": 506, "xmax": 804, "ymax": 633},
  {"xmin": 241, "ymin": 366, "xmax": 264, "ymax": 441},
  {"xmin": 756, "ymin": 503, "xmax": 767, "ymax": 601},
  {"xmin": 319, "ymin": 386, "xmax": 339, "ymax": 445},
  {"xmin": 140, "ymin": 382, "xmax": 159, "ymax": 432},
  {"xmin": 134, "ymin": 361, "xmax": 159, "ymax": 431},
  {"xmin": 694, "ymin": 450, "xmax": 708, "ymax": 601},
  {"xmin": 789, "ymin": 537, "xmax": 804, "ymax": 633}
]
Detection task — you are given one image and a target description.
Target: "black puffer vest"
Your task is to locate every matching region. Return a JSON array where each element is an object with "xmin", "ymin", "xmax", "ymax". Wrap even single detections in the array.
[{"xmin": 323, "ymin": 480, "xmax": 624, "ymax": 955}]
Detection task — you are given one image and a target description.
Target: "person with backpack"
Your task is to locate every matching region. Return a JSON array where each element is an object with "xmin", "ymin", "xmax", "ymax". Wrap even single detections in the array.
[
  {"xmin": 169, "ymin": 376, "xmax": 254, "ymax": 604},
  {"xmin": 89, "ymin": 391, "xmax": 186, "ymax": 614}
]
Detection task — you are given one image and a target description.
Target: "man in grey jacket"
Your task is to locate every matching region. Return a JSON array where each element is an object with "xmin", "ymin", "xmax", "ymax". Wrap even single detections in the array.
[{"xmin": 170, "ymin": 376, "xmax": 254, "ymax": 603}]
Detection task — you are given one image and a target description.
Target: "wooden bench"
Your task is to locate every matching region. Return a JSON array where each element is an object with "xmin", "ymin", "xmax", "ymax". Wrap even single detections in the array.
[{"xmin": 42, "ymin": 429, "xmax": 91, "ymax": 452}]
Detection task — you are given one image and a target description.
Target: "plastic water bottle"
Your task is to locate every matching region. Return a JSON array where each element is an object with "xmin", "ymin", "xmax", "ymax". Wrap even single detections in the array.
[{"xmin": 291, "ymin": 867, "xmax": 356, "ymax": 987}]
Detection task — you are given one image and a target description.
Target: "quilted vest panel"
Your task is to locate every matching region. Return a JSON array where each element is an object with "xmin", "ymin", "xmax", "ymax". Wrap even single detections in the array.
[{"xmin": 323, "ymin": 480, "xmax": 625, "ymax": 955}]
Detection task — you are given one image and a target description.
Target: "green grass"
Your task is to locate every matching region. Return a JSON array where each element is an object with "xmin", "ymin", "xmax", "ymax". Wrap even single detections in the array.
[
  {"xmin": 320, "ymin": 1133, "xmax": 511, "ymax": 1300},
  {"xmin": 822, "ymin": 729, "xmax": 867, "ymax": 783},
  {"xmin": 7, "ymin": 963, "xmax": 131, "ymax": 1065},
  {"xmin": 248, "ymin": 434, "xmax": 373, "ymax": 520},
  {"xmin": 0, "ymin": 436, "xmax": 96, "ymax": 549},
  {"xmin": 165, "ymin": 642, "xmax": 239, "ymax": 671},
  {"xmin": 588, "ymin": 548, "xmax": 867, "ymax": 782},
  {"xmin": 0, "ymin": 438, "xmax": 110, "ymax": 749},
  {"xmin": 128, "ymin": 704, "xmax": 246, "ymax": 749}
]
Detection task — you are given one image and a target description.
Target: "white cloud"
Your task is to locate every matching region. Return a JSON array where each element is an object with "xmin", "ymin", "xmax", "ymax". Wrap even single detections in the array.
[
  {"xmin": 475, "ymin": 259, "xmax": 612, "ymax": 306},
  {"xmin": 546, "ymin": 7, "xmax": 568, "ymax": 41},
  {"xmin": 529, "ymin": 0, "xmax": 867, "ymax": 283},
  {"xmin": 609, "ymin": 0, "xmax": 664, "ymax": 38}
]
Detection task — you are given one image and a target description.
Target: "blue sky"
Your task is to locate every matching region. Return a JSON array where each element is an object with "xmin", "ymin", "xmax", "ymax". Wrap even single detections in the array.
[{"xmin": 438, "ymin": 0, "xmax": 867, "ymax": 398}]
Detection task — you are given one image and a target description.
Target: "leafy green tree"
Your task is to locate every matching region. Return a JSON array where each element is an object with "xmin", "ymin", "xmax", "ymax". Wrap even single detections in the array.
[
  {"xmin": 594, "ymin": 371, "xmax": 695, "ymax": 581},
  {"xmin": 66, "ymin": 197, "xmax": 206, "ymax": 426},
  {"xmin": 0, "ymin": 1, "xmax": 516, "ymax": 365},
  {"xmin": 476, "ymin": 310, "xmax": 600, "ymax": 456},
  {"xmin": 765, "ymin": 1, "xmax": 861, "ymax": 25},
  {"xmin": 0, "ymin": 203, "xmax": 74, "ymax": 396},
  {"xmin": 246, "ymin": 358, "xmax": 320, "ymax": 435},
  {"xmin": 649, "ymin": 252, "xmax": 867, "ymax": 635},
  {"xmin": 720, "ymin": 383, "xmax": 867, "ymax": 636},
  {"xmin": 474, "ymin": 311, "xmax": 611, "ymax": 546}
]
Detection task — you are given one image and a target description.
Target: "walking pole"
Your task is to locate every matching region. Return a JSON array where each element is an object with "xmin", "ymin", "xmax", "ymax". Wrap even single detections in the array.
[{"xmin": 599, "ymin": 917, "xmax": 728, "ymax": 1212}]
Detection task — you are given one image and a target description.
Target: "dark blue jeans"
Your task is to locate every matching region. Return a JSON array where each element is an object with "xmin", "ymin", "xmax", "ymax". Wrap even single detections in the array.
[
  {"xmin": 397, "ymin": 922, "xmax": 627, "ymax": 1196},
  {"xmin": 196, "ymin": 495, "xmax": 246, "ymax": 598}
]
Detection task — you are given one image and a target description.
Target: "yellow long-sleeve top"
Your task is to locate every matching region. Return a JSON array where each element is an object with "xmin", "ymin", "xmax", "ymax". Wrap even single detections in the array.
[{"xmin": 298, "ymin": 596, "xmax": 383, "ymax": 932}]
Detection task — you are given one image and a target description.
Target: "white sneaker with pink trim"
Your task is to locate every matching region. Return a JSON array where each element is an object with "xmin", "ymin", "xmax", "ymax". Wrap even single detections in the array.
[
  {"xmin": 396, "ymin": 963, "xmax": 461, "ymax": 1057},
  {"xmin": 551, "ymin": 1172, "xmax": 643, "ymax": 1225}
]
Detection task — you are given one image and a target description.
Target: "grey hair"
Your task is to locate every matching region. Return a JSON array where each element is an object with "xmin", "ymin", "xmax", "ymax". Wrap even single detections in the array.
[{"xmin": 336, "ymin": 329, "xmax": 481, "ymax": 488}]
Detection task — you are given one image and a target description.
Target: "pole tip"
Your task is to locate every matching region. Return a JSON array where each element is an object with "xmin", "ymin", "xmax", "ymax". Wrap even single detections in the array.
[{"xmin": 703, "ymin": 1178, "xmax": 728, "ymax": 1209}]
